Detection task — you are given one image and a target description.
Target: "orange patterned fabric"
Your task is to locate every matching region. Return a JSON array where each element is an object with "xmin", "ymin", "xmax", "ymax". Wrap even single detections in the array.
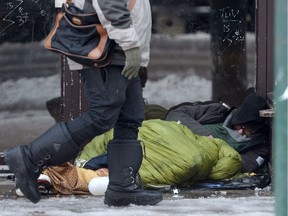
[{"xmin": 43, "ymin": 162, "xmax": 109, "ymax": 195}]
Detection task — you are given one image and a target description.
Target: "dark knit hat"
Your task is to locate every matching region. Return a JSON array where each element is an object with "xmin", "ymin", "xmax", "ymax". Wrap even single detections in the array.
[{"xmin": 230, "ymin": 93, "xmax": 267, "ymax": 129}]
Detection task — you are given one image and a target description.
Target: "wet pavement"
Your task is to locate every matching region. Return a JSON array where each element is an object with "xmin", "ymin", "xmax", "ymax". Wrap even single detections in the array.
[
  {"xmin": 0, "ymin": 152, "xmax": 274, "ymax": 215},
  {"xmin": 0, "ymin": 172, "xmax": 274, "ymax": 216}
]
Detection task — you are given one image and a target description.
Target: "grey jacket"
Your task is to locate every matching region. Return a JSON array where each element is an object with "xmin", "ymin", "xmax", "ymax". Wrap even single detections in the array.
[{"xmin": 166, "ymin": 101, "xmax": 231, "ymax": 136}]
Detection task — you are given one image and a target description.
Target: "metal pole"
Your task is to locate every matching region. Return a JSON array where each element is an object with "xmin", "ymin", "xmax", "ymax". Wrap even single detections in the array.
[{"xmin": 273, "ymin": 0, "xmax": 287, "ymax": 215}]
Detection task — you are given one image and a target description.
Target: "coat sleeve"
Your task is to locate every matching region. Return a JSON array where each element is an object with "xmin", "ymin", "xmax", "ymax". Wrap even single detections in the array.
[
  {"xmin": 92, "ymin": 0, "xmax": 140, "ymax": 50},
  {"xmin": 240, "ymin": 145, "xmax": 269, "ymax": 172},
  {"xmin": 165, "ymin": 102, "xmax": 230, "ymax": 136},
  {"xmin": 165, "ymin": 105, "xmax": 212, "ymax": 136}
]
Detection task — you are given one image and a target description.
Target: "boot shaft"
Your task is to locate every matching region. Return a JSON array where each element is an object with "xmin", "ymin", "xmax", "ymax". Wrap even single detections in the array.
[
  {"xmin": 4, "ymin": 122, "xmax": 80, "ymax": 203},
  {"xmin": 107, "ymin": 140, "xmax": 143, "ymax": 190},
  {"xmin": 105, "ymin": 139, "xmax": 163, "ymax": 206},
  {"xmin": 29, "ymin": 122, "xmax": 80, "ymax": 170}
]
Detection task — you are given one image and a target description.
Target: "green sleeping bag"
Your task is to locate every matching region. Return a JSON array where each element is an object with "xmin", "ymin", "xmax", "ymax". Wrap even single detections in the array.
[{"xmin": 75, "ymin": 119, "xmax": 242, "ymax": 187}]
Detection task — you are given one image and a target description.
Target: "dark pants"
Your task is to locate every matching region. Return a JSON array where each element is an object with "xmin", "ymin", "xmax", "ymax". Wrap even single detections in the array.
[{"xmin": 66, "ymin": 65, "xmax": 144, "ymax": 146}]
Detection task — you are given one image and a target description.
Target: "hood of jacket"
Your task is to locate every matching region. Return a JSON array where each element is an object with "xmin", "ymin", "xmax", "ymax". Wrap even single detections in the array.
[{"xmin": 230, "ymin": 93, "xmax": 267, "ymax": 130}]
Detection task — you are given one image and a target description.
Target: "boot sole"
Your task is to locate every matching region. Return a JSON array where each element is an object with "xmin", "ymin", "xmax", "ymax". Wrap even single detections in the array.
[
  {"xmin": 4, "ymin": 147, "xmax": 41, "ymax": 203},
  {"xmin": 104, "ymin": 190, "xmax": 163, "ymax": 207}
]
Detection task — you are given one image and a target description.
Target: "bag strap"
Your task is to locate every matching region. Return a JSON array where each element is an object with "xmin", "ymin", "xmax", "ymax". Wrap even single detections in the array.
[{"xmin": 83, "ymin": 0, "xmax": 96, "ymax": 13}]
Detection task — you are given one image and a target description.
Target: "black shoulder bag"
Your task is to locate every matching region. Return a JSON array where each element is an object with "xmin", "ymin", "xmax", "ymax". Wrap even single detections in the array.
[{"xmin": 44, "ymin": 0, "xmax": 114, "ymax": 67}]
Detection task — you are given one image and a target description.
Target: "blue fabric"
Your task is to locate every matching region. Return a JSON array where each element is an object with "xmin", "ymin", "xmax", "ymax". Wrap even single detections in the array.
[{"xmin": 83, "ymin": 153, "xmax": 108, "ymax": 170}]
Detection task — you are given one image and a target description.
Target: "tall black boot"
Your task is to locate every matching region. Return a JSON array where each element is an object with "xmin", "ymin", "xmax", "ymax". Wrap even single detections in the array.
[
  {"xmin": 4, "ymin": 122, "xmax": 80, "ymax": 203},
  {"xmin": 104, "ymin": 140, "xmax": 163, "ymax": 206}
]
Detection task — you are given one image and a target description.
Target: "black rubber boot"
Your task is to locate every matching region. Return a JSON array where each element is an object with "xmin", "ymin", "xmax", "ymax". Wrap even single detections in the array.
[
  {"xmin": 4, "ymin": 122, "xmax": 80, "ymax": 203},
  {"xmin": 104, "ymin": 140, "xmax": 163, "ymax": 206}
]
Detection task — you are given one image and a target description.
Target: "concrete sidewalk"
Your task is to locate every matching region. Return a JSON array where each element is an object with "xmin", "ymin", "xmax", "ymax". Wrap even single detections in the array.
[{"xmin": 0, "ymin": 180, "xmax": 274, "ymax": 216}]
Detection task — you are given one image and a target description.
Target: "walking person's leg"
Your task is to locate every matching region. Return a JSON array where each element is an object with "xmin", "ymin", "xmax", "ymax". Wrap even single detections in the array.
[
  {"xmin": 4, "ymin": 65, "xmax": 162, "ymax": 205},
  {"xmin": 4, "ymin": 66, "xmax": 122, "ymax": 203},
  {"xmin": 104, "ymin": 74, "xmax": 163, "ymax": 206}
]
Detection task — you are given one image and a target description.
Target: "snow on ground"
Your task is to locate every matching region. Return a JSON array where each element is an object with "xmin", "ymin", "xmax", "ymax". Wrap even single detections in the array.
[
  {"xmin": 0, "ymin": 192, "xmax": 274, "ymax": 216},
  {"xmin": 0, "ymin": 75, "xmax": 61, "ymax": 149},
  {"xmin": 143, "ymin": 74, "xmax": 211, "ymax": 108},
  {"xmin": 0, "ymin": 73, "xmax": 212, "ymax": 114},
  {"xmin": 0, "ymin": 74, "xmax": 61, "ymax": 113}
]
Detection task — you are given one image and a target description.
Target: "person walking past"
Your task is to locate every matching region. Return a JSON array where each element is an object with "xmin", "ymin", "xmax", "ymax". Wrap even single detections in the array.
[{"xmin": 4, "ymin": 0, "xmax": 162, "ymax": 207}]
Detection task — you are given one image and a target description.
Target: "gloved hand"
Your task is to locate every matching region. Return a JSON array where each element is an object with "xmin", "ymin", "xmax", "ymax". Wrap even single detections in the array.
[{"xmin": 121, "ymin": 47, "xmax": 141, "ymax": 79}]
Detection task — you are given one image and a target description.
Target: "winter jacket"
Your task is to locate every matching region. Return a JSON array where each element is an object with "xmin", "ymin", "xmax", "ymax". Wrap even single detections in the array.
[
  {"xmin": 165, "ymin": 100, "xmax": 269, "ymax": 173},
  {"xmin": 166, "ymin": 101, "xmax": 231, "ymax": 136},
  {"xmin": 68, "ymin": 0, "xmax": 152, "ymax": 70}
]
